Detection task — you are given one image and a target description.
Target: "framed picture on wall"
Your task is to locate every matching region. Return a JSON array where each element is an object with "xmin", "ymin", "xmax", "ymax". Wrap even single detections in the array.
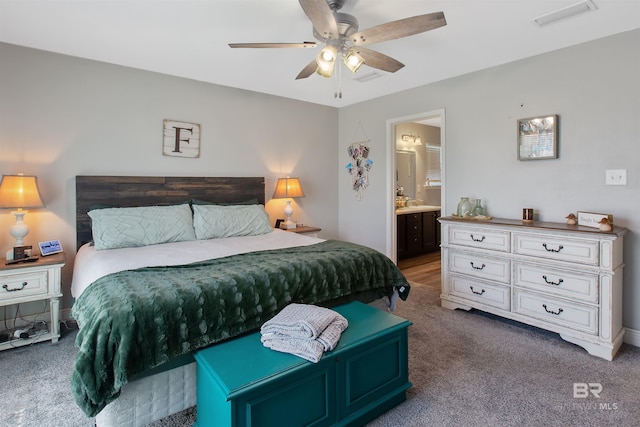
[
  {"xmin": 163, "ymin": 119, "xmax": 201, "ymax": 158},
  {"xmin": 517, "ymin": 114, "xmax": 558, "ymax": 160}
]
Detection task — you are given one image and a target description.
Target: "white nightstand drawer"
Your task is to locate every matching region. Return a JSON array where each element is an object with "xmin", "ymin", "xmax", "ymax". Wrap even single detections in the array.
[
  {"xmin": 0, "ymin": 270, "xmax": 48, "ymax": 301},
  {"xmin": 513, "ymin": 289, "xmax": 598, "ymax": 335},
  {"xmin": 514, "ymin": 262, "xmax": 599, "ymax": 303},
  {"xmin": 513, "ymin": 233, "xmax": 599, "ymax": 266},
  {"xmin": 449, "ymin": 251, "xmax": 510, "ymax": 284},
  {"xmin": 448, "ymin": 226, "xmax": 510, "ymax": 252},
  {"xmin": 450, "ymin": 275, "xmax": 510, "ymax": 310}
]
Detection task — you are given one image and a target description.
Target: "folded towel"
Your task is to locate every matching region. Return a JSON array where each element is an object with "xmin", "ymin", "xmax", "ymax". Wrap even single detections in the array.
[
  {"xmin": 316, "ymin": 316, "xmax": 348, "ymax": 351},
  {"xmin": 261, "ymin": 303, "xmax": 345, "ymax": 339},
  {"xmin": 260, "ymin": 303, "xmax": 349, "ymax": 362},
  {"xmin": 262, "ymin": 316, "xmax": 348, "ymax": 352},
  {"xmin": 261, "ymin": 335, "xmax": 325, "ymax": 363}
]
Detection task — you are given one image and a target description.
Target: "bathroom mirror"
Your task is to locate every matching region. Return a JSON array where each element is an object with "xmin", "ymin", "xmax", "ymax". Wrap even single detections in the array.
[{"xmin": 396, "ymin": 150, "xmax": 416, "ymax": 199}]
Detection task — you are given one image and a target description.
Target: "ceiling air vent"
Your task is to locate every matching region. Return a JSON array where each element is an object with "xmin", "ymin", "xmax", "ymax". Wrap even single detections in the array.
[
  {"xmin": 532, "ymin": 0, "xmax": 597, "ymax": 27},
  {"xmin": 354, "ymin": 71, "xmax": 383, "ymax": 83}
]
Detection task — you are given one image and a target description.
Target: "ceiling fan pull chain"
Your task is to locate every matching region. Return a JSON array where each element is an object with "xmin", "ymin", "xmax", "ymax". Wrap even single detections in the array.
[{"xmin": 335, "ymin": 61, "xmax": 343, "ymax": 98}]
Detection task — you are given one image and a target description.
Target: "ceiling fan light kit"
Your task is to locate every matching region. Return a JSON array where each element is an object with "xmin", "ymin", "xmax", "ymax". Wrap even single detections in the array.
[
  {"xmin": 344, "ymin": 48, "xmax": 364, "ymax": 73},
  {"xmin": 229, "ymin": 0, "xmax": 446, "ymax": 96},
  {"xmin": 316, "ymin": 45, "xmax": 338, "ymax": 77}
]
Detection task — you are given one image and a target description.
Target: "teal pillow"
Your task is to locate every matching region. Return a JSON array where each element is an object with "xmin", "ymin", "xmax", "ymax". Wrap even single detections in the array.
[
  {"xmin": 192, "ymin": 204, "xmax": 272, "ymax": 239},
  {"xmin": 88, "ymin": 204, "xmax": 196, "ymax": 250}
]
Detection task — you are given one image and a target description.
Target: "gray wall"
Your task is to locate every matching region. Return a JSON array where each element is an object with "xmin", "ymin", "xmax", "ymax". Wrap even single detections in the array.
[
  {"xmin": 2, "ymin": 29, "xmax": 639, "ymax": 334},
  {"xmin": 339, "ymin": 29, "xmax": 640, "ymax": 331},
  {"xmin": 0, "ymin": 43, "xmax": 339, "ymax": 311}
]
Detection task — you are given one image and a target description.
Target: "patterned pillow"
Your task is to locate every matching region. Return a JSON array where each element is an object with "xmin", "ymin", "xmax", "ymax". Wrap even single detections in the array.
[
  {"xmin": 89, "ymin": 204, "xmax": 196, "ymax": 250},
  {"xmin": 192, "ymin": 204, "xmax": 272, "ymax": 239}
]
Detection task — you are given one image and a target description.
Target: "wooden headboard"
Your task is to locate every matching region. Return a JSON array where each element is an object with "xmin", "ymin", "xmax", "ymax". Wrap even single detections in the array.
[{"xmin": 76, "ymin": 176, "xmax": 265, "ymax": 249}]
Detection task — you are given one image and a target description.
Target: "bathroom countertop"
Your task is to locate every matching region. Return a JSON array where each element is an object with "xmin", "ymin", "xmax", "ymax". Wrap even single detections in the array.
[{"xmin": 395, "ymin": 205, "xmax": 441, "ymax": 215}]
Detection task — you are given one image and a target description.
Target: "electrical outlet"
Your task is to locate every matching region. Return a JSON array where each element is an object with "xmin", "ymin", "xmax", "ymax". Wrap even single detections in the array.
[{"xmin": 605, "ymin": 169, "xmax": 627, "ymax": 186}]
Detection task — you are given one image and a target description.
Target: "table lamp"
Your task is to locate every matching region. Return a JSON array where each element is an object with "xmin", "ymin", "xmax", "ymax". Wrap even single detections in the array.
[
  {"xmin": 272, "ymin": 177, "xmax": 305, "ymax": 229},
  {"xmin": 0, "ymin": 174, "xmax": 45, "ymax": 247}
]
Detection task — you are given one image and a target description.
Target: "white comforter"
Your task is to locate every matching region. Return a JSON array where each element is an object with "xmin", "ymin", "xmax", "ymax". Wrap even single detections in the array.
[{"xmin": 71, "ymin": 229, "xmax": 323, "ymax": 298}]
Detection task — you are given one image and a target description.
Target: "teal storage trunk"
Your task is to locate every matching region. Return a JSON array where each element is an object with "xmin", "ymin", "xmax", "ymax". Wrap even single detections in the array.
[{"xmin": 193, "ymin": 301, "xmax": 412, "ymax": 427}]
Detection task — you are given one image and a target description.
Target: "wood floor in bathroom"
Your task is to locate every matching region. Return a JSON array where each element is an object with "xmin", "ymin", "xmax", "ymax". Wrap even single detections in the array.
[{"xmin": 397, "ymin": 251, "xmax": 441, "ymax": 288}]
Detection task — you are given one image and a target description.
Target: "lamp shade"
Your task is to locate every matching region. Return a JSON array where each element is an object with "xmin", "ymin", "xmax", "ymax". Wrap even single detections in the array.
[
  {"xmin": 0, "ymin": 175, "xmax": 45, "ymax": 209},
  {"xmin": 272, "ymin": 177, "xmax": 305, "ymax": 199}
]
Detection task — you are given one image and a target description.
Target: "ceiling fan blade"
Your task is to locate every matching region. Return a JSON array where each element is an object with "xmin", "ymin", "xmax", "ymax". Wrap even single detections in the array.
[
  {"xmin": 350, "ymin": 12, "xmax": 446, "ymax": 46},
  {"xmin": 229, "ymin": 42, "xmax": 317, "ymax": 49},
  {"xmin": 296, "ymin": 59, "xmax": 318, "ymax": 80},
  {"xmin": 353, "ymin": 47, "xmax": 405, "ymax": 73},
  {"xmin": 299, "ymin": 0, "xmax": 339, "ymax": 40}
]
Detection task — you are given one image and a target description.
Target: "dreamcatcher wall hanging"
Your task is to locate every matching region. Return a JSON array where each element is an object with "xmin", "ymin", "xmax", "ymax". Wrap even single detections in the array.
[{"xmin": 345, "ymin": 123, "xmax": 373, "ymax": 201}]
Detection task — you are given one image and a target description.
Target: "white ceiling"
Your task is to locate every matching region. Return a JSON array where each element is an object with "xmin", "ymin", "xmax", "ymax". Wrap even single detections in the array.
[{"xmin": 1, "ymin": 0, "xmax": 639, "ymax": 108}]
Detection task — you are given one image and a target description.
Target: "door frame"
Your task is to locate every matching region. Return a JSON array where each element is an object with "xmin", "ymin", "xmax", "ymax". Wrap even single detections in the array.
[{"xmin": 386, "ymin": 109, "xmax": 446, "ymax": 263}]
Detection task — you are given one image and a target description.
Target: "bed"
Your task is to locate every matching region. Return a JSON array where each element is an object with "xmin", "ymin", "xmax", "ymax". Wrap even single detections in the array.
[{"xmin": 71, "ymin": 176, "xmax": 410, "ymax": 426}]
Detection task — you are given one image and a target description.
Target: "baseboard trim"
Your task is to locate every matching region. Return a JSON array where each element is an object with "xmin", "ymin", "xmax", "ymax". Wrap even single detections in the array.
[{"xmin": 623, "ymin": 327, "xmax": 640, "ymax": 348}]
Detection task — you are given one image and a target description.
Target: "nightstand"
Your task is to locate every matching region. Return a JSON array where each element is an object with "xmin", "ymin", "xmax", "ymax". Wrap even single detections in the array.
[
  {"xmin": 285, "ymin": 226, "xmax": 321, "ymax": 238},
  {"xmin": 0, "ymin": 252, "xmax": 65, "ymax": 351}
]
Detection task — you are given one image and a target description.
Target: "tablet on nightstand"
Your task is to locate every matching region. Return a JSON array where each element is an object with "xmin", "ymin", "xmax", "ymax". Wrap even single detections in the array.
[{"xmin": 38, "ymin": 240, "xmax": 62, "ymax": 256}]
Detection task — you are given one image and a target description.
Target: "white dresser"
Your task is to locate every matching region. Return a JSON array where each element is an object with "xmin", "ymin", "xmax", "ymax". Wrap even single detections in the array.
[{"xmin": 440, "ymin": 217, "xmax": 626, "ymax": 360}]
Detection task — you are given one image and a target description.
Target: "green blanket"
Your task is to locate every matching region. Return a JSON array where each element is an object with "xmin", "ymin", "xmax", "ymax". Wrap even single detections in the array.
[{"xmin": 71, "ymin": 240, "xmax": 409, "ymax": 417}]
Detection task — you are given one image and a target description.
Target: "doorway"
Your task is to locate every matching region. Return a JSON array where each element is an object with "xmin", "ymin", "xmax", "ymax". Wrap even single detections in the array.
[{"xmin": 386, "ymin": 109, "xmax": 446, "ymax": 264}]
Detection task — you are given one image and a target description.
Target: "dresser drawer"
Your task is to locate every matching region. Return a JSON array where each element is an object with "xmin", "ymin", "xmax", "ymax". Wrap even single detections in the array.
[
  {"xmin": 449, "ymin": 251, "xmax": 510, "ymax": 284},
  {"xmin": 513, "ymin": 233, "xmax": 599, "ymax": 266},
  {"xmin": 0, "ymin": 270, "xmax": 48, "ymax": 302},
  {"xmin": 450, "ymin": 275, "xmax": 510, "ymax": 310},
  {"xmin": 513, "ymin": 262, "xmax": 598, "ymax": 303},
  {"xmin": 513, "ymin": 289, "xmax": 598, "ymax": 335},
  {"xmin": 448, "ymin": 226, "xmax": 510, "ymax": 252}
]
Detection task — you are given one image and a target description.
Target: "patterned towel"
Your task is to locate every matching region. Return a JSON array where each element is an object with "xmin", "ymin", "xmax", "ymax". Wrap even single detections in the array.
[
  {"xmin": 261, "ymin": 335, "xmax": 326, "ymax": 363},
  {"xmin": 260, "ymin": 303, "xmax": 348, "ymax": 362},
  {"xmin": 261, "ymin": 317, "xmax": 348, "ymax": 362},
  {"xmin": 260, "ymin": 303, "xmax": 346, "ymax": 339}
]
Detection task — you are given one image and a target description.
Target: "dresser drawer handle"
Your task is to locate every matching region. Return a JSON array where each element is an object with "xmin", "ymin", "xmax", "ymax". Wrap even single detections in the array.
[
  {"xmin": 542, "ymin": 243, "xmax": 564, "ymax": 253},
  {"xmin": 542, "ymin": 275, "xmax": 564, "ymax": 286},
  {"xmin": 469, "ymin": 286, "xmax": 485, "ymax": 295},
  {"xmin": 3, "ymin": 282, "xmax": 28, "ymax": 292},
  {"xmin": 542, "ymin": 304, "xmax": 563, "ymax": 315},
  {"xmin": 470, "ymin": 262, "xmax": 486, "ymax": 270},
  {"xmin": 470, "ymin": 234, "xmax": 485, "ymax": 243}
]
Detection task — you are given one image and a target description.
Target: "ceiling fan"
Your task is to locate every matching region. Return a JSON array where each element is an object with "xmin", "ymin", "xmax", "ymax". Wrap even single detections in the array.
[{"xmin": 229, "ymin": 0, "xmax": 446, "ymax": 91}]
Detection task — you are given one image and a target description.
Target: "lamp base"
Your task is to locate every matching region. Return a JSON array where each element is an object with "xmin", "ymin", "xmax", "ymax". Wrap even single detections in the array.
[
  {"xmin": 283, "ymin": 200, "xmax": 297, "ymax": 229},
  {"xmin": 10, "ymin": 210, "xmax": 29, "ymax": 247}
]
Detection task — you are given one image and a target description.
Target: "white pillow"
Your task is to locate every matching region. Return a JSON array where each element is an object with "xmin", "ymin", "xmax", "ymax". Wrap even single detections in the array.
[
  {"xmin": 88, "ymin": 204, "xmax": 196, "ymax": 250},
  {"xmin": 192, "ymin": 204, "xmax": 272, "ymax": 239}
]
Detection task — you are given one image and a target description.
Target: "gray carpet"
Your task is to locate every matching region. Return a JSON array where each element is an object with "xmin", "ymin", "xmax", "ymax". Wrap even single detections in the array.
[{"xmin": 1, "ymin": 279, "xmax": 638, "ymax": 427}]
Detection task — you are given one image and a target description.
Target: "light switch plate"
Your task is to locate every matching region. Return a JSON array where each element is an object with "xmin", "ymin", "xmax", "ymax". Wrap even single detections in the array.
[{"xmin": 605, "ymin": 169, "xmax": 627, "ymax": 185}]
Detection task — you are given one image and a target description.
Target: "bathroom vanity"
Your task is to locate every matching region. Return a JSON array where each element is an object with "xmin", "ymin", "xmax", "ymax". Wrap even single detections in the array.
[{"xmin": 396, "ymin": 206, "xmax": 441, "ymax": 259}]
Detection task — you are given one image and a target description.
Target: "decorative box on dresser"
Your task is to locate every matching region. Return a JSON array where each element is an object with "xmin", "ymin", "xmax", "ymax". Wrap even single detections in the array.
[
  {"xmin": 439, "ymin": 217, "xmax": 626, "ymax": 361},
  {"xmin": 0, "ymin": 252, "xmax": 65, "ymax": 351}
]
